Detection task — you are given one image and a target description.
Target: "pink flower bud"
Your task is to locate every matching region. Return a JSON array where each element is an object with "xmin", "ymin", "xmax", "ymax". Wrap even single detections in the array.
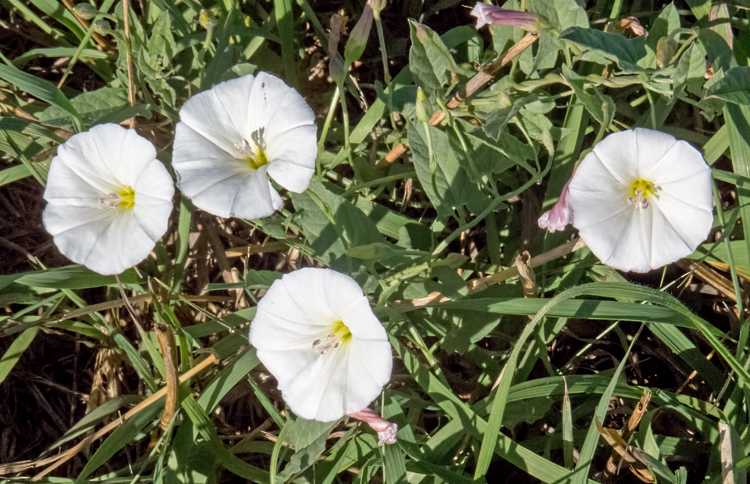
[
  {"xmin": 344, "ymin": 5, "xmax": 374, "ymax": 66},
  {"xmin": 470, "ymin": 3, "xmax": 548, "ymax": 32},
  {"xmin": 347, "ymin": 408, "xmax": 398, "ymax": 446},
  {"xmin": 538, "ymin": 178, "xmax": 573, "ymax": 232}
]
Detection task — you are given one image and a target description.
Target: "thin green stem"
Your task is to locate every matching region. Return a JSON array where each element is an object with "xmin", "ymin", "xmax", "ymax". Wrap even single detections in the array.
[
  {"xmin": 340, "ymin": 170, "xmax": 415, "ymax": 197},
  {"xmin": 375, "ymin": 17, "xmax": 396, "ymax": 131},
  {"xmin": 317, "ymin": 87, "xmax": 341, "ymax": 177},
  {"xmin": 338, "ymin": 91, "xmax": 355, "ymax": 167}
]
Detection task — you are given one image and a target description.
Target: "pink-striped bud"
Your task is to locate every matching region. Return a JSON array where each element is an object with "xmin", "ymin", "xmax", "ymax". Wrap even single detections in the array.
[
  {"xmin": 347, "ymin": 408, "xmax": 398, "ymax": 446},
  {"xmin": 470, "ymin": 3, "xmax": 549, "ymax": 32}
]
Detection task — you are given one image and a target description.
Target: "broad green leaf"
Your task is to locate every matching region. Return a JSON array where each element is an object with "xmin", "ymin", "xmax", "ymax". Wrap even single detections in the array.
[
  {"xmin": 706, "ymin": 66, "xmax": 750, "ymax": 105},
  {"xmin": 291, "ymin": 180, "xmax": 384, "ymax": 273},
  {"xmin": 408, "ymin": 20, "xmax": 459, "ymax": 94},
  {"xmin": 278, "ymin": 417, "xmax": 338, "ymax": 481},
  {"xmin": 141, "ymin": 12, "xmax": 176, "ymax": 75},
  {"xmin": 481, "ymin": 97, "xmax": 525, "ymax": 141},
  {"xmin": 640, "ymin": 2, "xmax": 680, "ymax": 69},
  {"xmin": 561, "ymin": 65, "xmax": 615, "ymax": 126},
  {"xmin": 528, "ymin": 0, "xmax": 588, "ymax": 31},
  {"xmin": 457, "ymin": 118, "xmax": 534, "ymax": 181},
  {"xmin": 560, "ymin": 27, "xmax": 648, "ymax": 72},
  {"xmin": 408, "ymin": 123, "xmax": 488, "ymax": 221},
  {"xmin": 37, "ymin": 87, "xmax": 152, "ymax": 128}
]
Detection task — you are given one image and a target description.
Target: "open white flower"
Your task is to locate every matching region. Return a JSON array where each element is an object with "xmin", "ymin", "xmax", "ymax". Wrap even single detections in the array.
[
  {"xmin": 172, "ymin": 72, "xmax": 317, "ymax": 219},
  {"xmin": 567, "ymin": 128, "xmax": 713, "ymax": 272},
  {"xmin": 249, "ymin": 268, "xmax": 392, "ymax": 422},
  {"xmin": 42, "ymin": 123, "xmax": 174, "ymax": 275}
]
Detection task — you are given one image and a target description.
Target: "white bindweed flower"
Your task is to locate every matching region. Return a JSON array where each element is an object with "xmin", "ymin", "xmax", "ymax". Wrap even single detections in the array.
[
  {"xmin": 249, "ymin": 268, "xmax": 392, "ymax": 422},
  {"xmin": 42, "ymin": 124, "xmax": 174, "ymax": 275},
  {"xmin": 567, "ymin": 128, "xmax": 713, "ymax": 272},
  {"xmin": 172, "ymin": 72, "xmax": 317, "ymax": 220}
]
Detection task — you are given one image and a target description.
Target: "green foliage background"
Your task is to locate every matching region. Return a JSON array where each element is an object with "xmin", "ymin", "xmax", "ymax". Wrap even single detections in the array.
[{"xmin": 2, "ymin": 0, "xmax": 750, "ymax": 482}]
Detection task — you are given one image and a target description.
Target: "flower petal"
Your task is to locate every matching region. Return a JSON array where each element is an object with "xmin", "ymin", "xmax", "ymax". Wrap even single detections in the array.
[
  {"xmin": 279, "ymin": 268, "xmax": 357, "ymax": 323},
  {"xmin": 247, "ymin": 72, "xmax": 316, "ymax": 143},
  {"xmin": 648, "ymin": 194, "xmax": 713, "ymax": 268},
  {"xmin": 57, "ymin": 124, "xmax": 158, "ymax": 190},
  {"xmin": 177, "ymin": 75, "xmax": 255, "ymax": 154},
  {"xmin": 173, "ymin": 123, "xmax": 281, "ymax": 219},
  {"xmin": 568, "ymin": 151, "xmax": 630, "ymax": 229},
  {"xmin": 578, "ymin": 205, "xmax": 654, "ymax": 273},
  {"xmin": 591, "ymin": 129, "xmax": 639, "ymax": 185},
  {"xmin": 43, "ymin": 154, "xmax": 108, "ymax": 206},
  {"xmin": 266, "ymin": 124, "xmax": 317, "ymax": 192},
  {"xmin": 632, "ymin": 127, "xmax": 679, "ymax": 177},
  {"xmin": 43, "ymin": 205, "xmax": 165, "ymax": 275}
]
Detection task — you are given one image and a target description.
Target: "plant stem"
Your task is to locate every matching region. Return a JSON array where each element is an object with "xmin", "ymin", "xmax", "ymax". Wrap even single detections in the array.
[{"xmin": 375, "ymin": 17, "xmax": 396, "ymax": 131}]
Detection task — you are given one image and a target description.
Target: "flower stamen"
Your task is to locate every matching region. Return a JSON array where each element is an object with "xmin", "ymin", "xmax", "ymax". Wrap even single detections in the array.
[
  {"xmin": 312, "ymin": 320, "xmax": 352, "ymax": 355},
  {"xmin": 99, "ymin": 187, "xmax": 136, "ymax": 210},
  {"xmin": 628, "ymin": 179, "xmax": 656, "ymax": 210},
  {"xmin": 234, "ymin": 139, "xmax": 269, "ymax": 170}
]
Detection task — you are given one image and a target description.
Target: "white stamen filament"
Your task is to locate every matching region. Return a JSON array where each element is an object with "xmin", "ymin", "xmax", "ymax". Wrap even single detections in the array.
[
  {"xmin": 234, "ymin": 139, "xmax": 255, "ymax": 158},
  {"xmin": 628, "ymin": 190, "xmax": 649, "ymax": 210},
  {"xmin": 312, "ymin": 333, "xmax": 341, "ymax": 355}
]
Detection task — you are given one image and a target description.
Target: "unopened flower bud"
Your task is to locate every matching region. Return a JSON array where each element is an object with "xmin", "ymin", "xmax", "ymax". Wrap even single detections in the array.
[
  {"xmin": 470, "ymin": 3, "xmax": 549, "ymax": 33},
  {"xmin": 73, "ymin": 3, "xmax": 98, "ymax": 20},
  {"xmin": 656, "ymin": 36, "xmax": 678, "ymax": 68},
  {"xmin": 92, "ymin": 19, "xmax": 113, "ymax": 36},
  {"xmin": 369, "ymin": 0, "xmax": 387, "ymax": 20},
  {"xmin": 344, "ymin": 4, "xmax": 374, "ymax": 66},
  {"xmin": 415, "ymin": 87, "xmax": 430, "ymax": 124},
  {"xmin": 498, "ymin": 91, "xmax": 512, "ymax": 109},
  {"xmin": 348, "ymin": 408, "xmax": 398, "ymax": 446},
  {"xmin": 538, "ymin": 178, "xmax": 573, "ymax": 232},
  {"xmin": 199, "ymin": 9, "xmax": 218, "ymax": 30},
  {"xmin": 329, "ymin": 51, "xmax": 346, "ymax": 86}
]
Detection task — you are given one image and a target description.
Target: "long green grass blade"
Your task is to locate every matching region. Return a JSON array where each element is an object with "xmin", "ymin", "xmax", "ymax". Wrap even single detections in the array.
[{"xmin": 0, "ymin": 327, "xmax": 39, "ymax": 385}]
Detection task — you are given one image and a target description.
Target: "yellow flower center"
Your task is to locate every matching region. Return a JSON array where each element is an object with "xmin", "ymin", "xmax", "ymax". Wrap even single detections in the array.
[
  {"xmin": 117, "ymin": 187, "xmax": 136, "ymax": 209},
  {"xmin": 629, "ymin": 179, "xmax": 654, "ymax": 198},
  {"xmin": 332, "ymin": 319, "xmax": 352, "ymax": 344},
  {"xmin": 312, "ymin": 320, "xmax": 352, "ymax": 355},
  {"xmin": 246, "ymin": 150, "xmax": 269, "ymax": 171}
]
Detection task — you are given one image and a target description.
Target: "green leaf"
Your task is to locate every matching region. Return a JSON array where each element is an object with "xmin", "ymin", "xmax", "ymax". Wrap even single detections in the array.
[
  {"xmin": 291, "ymin": 180, "xmax": 384, "ymax": 271},
  {"xmin": 561, "ymin": 65, "xmax": 616, "ymax": 126},
  {"xmin": 0, "ymin": 265, "xmax": 144, "ymax": 291},
  {"xmin": 706, "ymin": 66, "xmax": 750, "ymax": 105},
  {"xmin": 408, "ymin": 20, "xmax": 458, "ymax": 94},
  {"xmin": 244, "ymin": 270, "xmax": 284, "ymax": 288},
  {"xmin": 528, "ymin": 0, "xmax": 588, "ymax": 31},
  {"xmin": 76, "ymin": 395, "xmax": 162, "ymax": 481},
  {"xmin": 37, "ymin": 87, "xmax": 152, "ymax": 128},
  {"xmin": 456, "ymin": 118, "xmax": 531, "ymax": 182},
  {"xmin": 408, "ymin": 123, "xmax": 488, "ymax": 221},
  {"xmin": 481, "ymin": 97, "xmax": 525, "ymax": 141},
  {"xmin": 141, "ymin": 11, "xmax": 176, "ymax": 76},
  {"xmin": 0, "ymin": 327, "xmax": 39, "ymax": 385},
  {"xmin": 639, "ymin": 2, "xmax": 680, "ymax": 69},
  {"xmin": 560, "ymin": 27, "xmax": 648, "ymax": 72},
  {"xmin": 0, "ymin": 63, "xmax": 82, "ymax": 131}
]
